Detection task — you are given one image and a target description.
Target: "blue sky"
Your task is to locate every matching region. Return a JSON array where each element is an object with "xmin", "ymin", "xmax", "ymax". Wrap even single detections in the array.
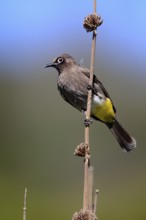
[{"xmin": 1, "ymin": 0, "xmax": 146, "ymax": 77}]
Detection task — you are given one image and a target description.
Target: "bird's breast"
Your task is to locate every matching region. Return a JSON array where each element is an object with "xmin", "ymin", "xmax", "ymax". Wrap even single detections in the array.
[{"xmin": 57, "ymin": 73, "xmax": 88, "ymax": 111}]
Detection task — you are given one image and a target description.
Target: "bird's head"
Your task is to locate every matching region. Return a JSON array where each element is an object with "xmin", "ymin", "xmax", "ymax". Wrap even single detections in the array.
[{"xmin": 45, "ymin": 53, "xmax": 77, "ymax": 73}]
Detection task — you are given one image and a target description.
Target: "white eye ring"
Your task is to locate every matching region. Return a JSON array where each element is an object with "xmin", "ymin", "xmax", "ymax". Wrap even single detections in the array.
[{"xmin": 57, "ymin": 57, "xmax": 64, "ymax": 63}]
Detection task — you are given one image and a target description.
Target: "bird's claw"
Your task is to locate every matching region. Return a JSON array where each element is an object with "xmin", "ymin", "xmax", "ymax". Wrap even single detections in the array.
[
  {"xmin": 87, "ymin": 85, "xmax": 93, "ymax": 91},
  {"xmin": 84, "ymin": 118, "xmax": 93, "ymax": 127},
  {"xmin": 87, "ymin": 85, "xmax": 98, "ymax": 96}
]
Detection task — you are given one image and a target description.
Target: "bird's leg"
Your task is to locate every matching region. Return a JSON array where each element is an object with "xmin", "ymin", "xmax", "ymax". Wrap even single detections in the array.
[{"xmin": 82, "ymin": 110, "xmax": 93, "ymax": 127}]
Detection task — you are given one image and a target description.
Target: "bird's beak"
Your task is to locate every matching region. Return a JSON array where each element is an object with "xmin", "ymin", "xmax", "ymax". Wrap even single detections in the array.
[{"xmin": 45, "ymin": 62, "xmax": 57, "ymax": 68}]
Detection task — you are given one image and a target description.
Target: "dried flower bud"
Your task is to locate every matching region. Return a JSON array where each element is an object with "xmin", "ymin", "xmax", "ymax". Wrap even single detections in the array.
[
  {"xmin": 72, "ymin": 209, "xmax": 96, "ymax": 220},
  {"xmin": 83, "ymin": 14, "xmax": 103, "ymax": 32},
  {"xmin": 74, "ymin": 143, "xmax": 89, "ymax": 157}
]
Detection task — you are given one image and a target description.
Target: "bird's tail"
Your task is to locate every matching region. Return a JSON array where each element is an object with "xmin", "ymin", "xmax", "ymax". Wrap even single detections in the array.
[{"xmin": 107, "ymin": 118, "xmax": 136, "ymax": 152}]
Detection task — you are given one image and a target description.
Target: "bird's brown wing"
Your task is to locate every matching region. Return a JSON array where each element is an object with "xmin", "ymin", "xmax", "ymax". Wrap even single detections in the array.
[{"xmin": 81, "ymin": 67, "xmax": 116, "ymax": 113}]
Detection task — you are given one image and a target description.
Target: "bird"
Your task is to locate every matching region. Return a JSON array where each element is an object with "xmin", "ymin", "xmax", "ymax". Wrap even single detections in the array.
[{"xmin": 45, "ymin": 53, "xmax": 136, "ymax": 152}]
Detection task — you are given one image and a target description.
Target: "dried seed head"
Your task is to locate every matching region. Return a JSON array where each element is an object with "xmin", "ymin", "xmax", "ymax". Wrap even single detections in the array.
[
  {"xmin": 74, "ymin": 143, "xmax": 89, "ymax": 157},
  {"xmin": 72, "ymin": 209, "xmax": 96, "ymax": 220},
  {"xmin": 83, "ymin": 14, "xmax": 103, "ymax": 32}
]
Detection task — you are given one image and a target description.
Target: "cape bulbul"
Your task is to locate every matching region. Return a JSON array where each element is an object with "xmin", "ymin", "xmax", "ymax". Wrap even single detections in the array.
[{"xmin": 45, "ymin": 53, "xmax": 136, "ymax": 152}]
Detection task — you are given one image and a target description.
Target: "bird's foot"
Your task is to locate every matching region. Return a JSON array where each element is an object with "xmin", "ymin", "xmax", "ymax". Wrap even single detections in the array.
[
  {"xmin": 82, "ymin": 110, "xmax": 93, "ymax": 127},
  {"xmin": 87, "ymin": 85, "xmax": 98, "ymax": 96},
  {"xmin": 84, "ymin": 118, "xmax": 93, "ymax": 127},
  {"xmin": 87, "ymin": 84, "xmax": 94, "ymax": 91}
]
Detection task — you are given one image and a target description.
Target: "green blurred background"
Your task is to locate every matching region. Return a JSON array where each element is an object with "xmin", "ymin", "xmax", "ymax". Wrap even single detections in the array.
[{"xmin": 0, "ymin": 1, "xmax": 146, "ymax": 219}]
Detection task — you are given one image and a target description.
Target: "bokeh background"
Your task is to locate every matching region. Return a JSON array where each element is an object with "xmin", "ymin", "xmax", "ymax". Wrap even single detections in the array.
[{"xmin": 0, "ymin": 0, "xmax": 146, "ymax": 219}]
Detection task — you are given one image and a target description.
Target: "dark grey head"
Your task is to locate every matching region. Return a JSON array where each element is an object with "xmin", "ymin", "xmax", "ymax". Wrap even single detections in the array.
[{"xmin": 45, "ymin": 53, "xmax": 77, "ymax": 73}]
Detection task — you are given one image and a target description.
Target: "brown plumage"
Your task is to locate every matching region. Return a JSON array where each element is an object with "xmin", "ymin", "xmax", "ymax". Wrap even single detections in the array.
[{"xmin": 45, "ymin": 54, "xmax": 136, "ymax": 152}]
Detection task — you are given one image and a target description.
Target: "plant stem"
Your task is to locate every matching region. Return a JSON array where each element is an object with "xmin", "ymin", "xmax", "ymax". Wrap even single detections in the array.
[
  {"xmin": 23, "ymin": 188, "xmax": 27, "ymax": 220},
  {"xmin": 83, "ymin": 0, "xmax": 97, "ymax": 211}
]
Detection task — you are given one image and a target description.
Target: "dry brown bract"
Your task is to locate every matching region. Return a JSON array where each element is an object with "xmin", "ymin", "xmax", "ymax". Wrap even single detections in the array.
[{"xmin": 83, "ymin": 14, "xmax": 103, "ymax": 32}]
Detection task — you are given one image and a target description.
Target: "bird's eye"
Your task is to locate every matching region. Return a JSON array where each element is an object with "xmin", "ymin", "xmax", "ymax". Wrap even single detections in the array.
[{"xmin": 57, "ymin": 57, "xmax": 64, "ymax": 64}]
